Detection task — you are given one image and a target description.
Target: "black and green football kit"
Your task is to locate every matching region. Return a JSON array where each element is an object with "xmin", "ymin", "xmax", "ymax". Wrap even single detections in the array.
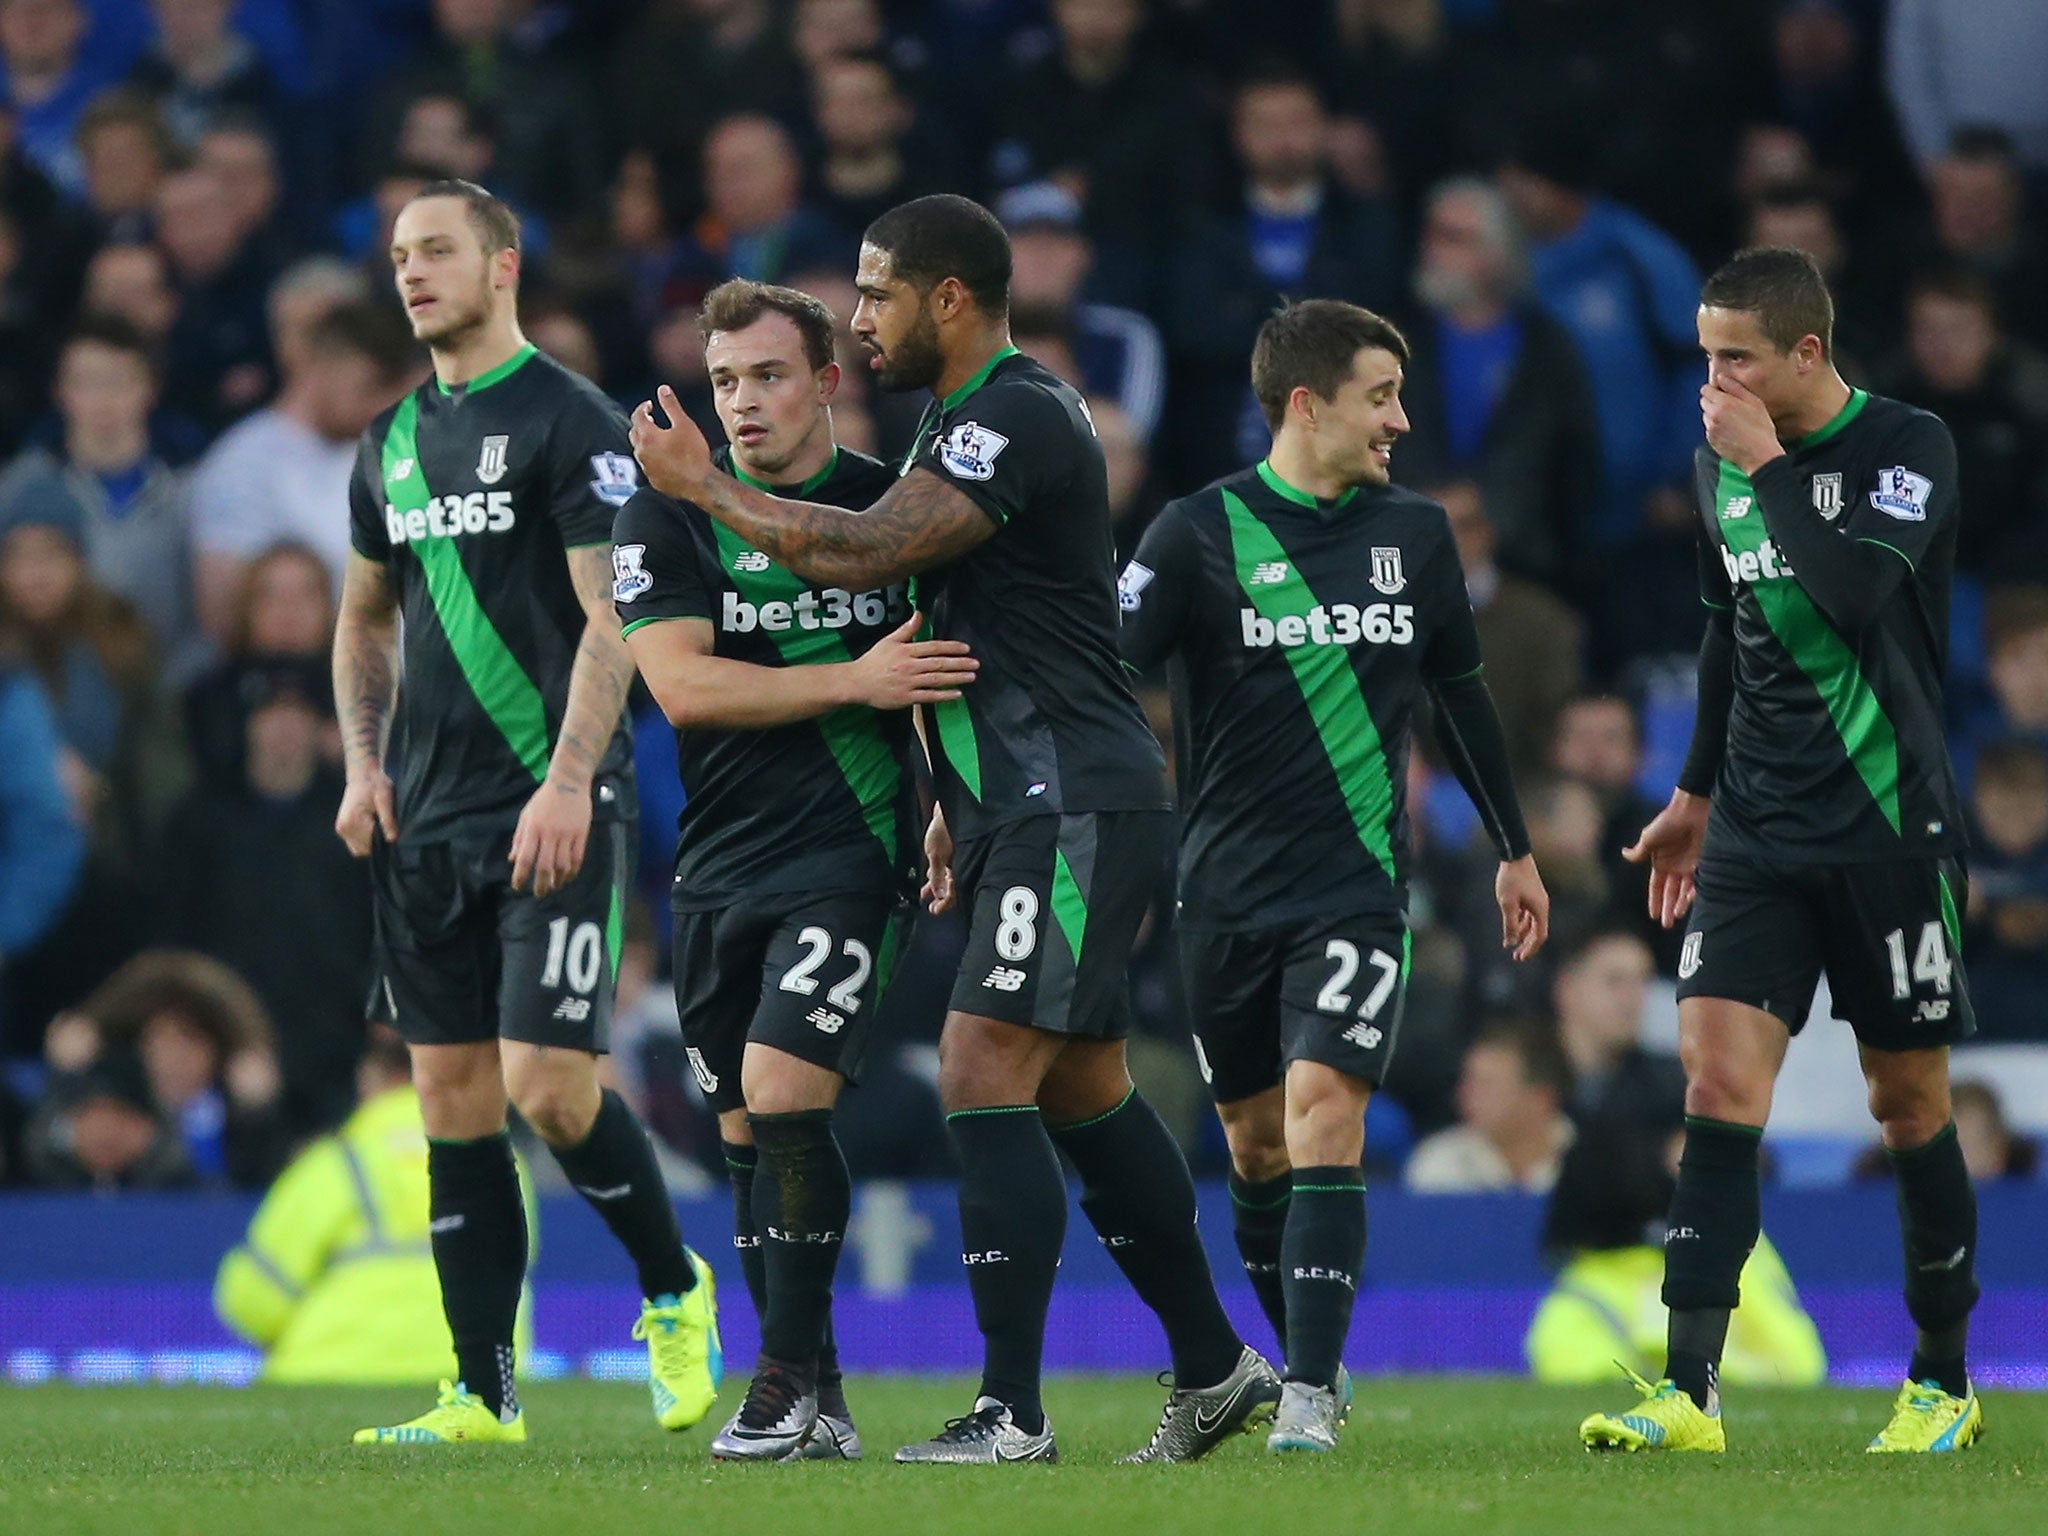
[
  {"xmin": 348, "ymin": 344, "xmax": 640, "ymax": 1052},
  {"xmin": 1676, "ymin": 387, "xmax": 1974, "ymax": 1047},
  {"xmin": 905, "ymin": 347, "xmax": 1171, "ymax": 1037},
  {"xmin": 1121, "ymin": 462, "xmax": 1530, "ymax": 1101},
  {"xmin": 611, "ymin": 446, "xmax": 914, "ymax": 1112}
]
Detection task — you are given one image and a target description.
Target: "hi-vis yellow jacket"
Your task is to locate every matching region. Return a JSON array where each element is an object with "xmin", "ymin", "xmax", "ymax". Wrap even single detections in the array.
[
  {"xmin": 1525, "ymin": 1233, "xmax": 1828, "ymax": 1386},
  {"xmin": 214, "ymin": 1087, "xmax": 535, "ymax": 1383}
]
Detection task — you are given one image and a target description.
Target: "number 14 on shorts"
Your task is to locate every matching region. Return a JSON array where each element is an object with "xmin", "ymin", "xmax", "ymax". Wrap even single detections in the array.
[{"xmin": 1885, "ymin": 920, "xmax": 1953, "ymax": 1014}]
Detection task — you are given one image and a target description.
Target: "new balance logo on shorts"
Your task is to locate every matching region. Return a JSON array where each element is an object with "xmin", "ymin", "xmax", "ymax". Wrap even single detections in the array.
[
  {"xmin": 983, "ymin": 966, "xmax": 1028, "ymax": 992},
  {"xmin": 1341, "ymin": 1022, "xmax": 1383, "ymax": 1049},
  {"xmin": 807, "ymin": 1007, "xmax": 846, "ymax": 1034},
  {"xmin": 552, "ymin": 996, "xmax": 592, "ymax": 1022}
]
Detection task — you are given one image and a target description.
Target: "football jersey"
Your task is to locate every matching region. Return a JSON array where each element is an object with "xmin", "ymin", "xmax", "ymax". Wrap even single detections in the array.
[
  {"xmin": 1120, "ymin": 462, "xmax": 1481, "ymax": 930},
  {"xmin": 348, "ymin": 344, "xmax": 639, "ymax": 842},
  {"xmin": 1695, "ymin": 388, "xmax": 1965, "ymax": 863},
  {"xmin": 902, "ymin": 347, "xmax": 1167, "ymax": 841},
  {"xmin": 611, "ymin": 446, "xmax": 916, "ymax": 910}
]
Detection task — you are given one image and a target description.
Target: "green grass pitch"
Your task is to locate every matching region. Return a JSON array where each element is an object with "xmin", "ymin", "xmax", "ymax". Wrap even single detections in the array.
[{"xmin": 3, "ymin": 1377, "xmax": 2039, "ymax": 1536}]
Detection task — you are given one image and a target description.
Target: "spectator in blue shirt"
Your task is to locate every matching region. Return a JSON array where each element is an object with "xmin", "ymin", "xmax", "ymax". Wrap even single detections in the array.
[
  {"xmin": 0, "ymin": 0, "xmax": 123, "ymax": 197},
  {"xmin": 999, "ymin": 180, "xmax": 1165, "ymax": 442},
  {"xmin": 1496, "ymin": 121, "xmax": 1702, "ymax": 550},
  {"xmin": 1397, "ymin": 177, "xmax": 1601, "ymax": 588},
  {"xmin": 0, "ymin": 659, "xmax": 84, "ymax": 979}
]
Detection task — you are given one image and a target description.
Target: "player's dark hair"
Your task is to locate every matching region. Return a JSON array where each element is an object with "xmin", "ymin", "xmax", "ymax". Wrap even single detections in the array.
[
  {"xmin": 697, "ymin": 278, "xmax": 838, "ymax": 373},
  {"xmin": 1701, "ymin": 246, "xmax": 1835, "ymax": 359},
  {"xmin": 1974, "ymin": 739, "xmax": 2048, "ymax": 794},
  {"xmin": 1555, "ymin": 920, "xmax": 1651, "ymax": 975},
  {"xmin": 1472, "ymin": 1019, "xmax": 1571, "ymax": 1098},
  {"xmin": 1908, "ymin": 265, "xmax": 1999, "ymax": 323},
  {"xmin": 1250, "ymin": 299, "xmax": 1409, "ymax": 431},
  {"xmin": 863, "ymin": 194, "xmax": 1011, "ymax": 316},
  {"xmin": 409, "ymin": 177, "xmax": 521, "ymax": 255},
  {"xmin": 66, "ymin": 310, "xmax": 156, "ymax": 371},
  {"xmin": 307, "ymin": 297, "xmax": 418, "ymax": 379}
]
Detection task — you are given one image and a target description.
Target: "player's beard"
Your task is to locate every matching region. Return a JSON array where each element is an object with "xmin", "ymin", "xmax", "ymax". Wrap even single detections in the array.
[
  {"xmin": 871, "ymin": 307, "xmax": 944, "ymax": 394},
  {"xmin": 412, "ymin": 274, "xmax": 495, "ymax": 350}
]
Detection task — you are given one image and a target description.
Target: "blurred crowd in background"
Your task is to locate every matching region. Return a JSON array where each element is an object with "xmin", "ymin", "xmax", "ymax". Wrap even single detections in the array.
[{"xmin": 0, "ymin": 0, "xmax": 2045, "ymax": 1201}]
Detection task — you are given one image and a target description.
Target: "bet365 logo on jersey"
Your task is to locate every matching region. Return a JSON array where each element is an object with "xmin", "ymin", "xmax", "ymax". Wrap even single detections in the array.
[
  {"xmin": 722, "ymin": 584, "xmax": 906, "ymax": 635},
  {"xmin": 384, "ymin": 491, "xmax": 514, "ymax": 545},
  {"xmin": 1240, "ymin": 602, "xmax": 1414, "ymax": 649}
]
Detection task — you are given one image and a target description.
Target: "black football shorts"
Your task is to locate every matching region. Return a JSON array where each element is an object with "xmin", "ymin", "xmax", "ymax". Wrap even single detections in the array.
[
  {"xmin": 1675, "ymin": 852, "xmax": 1974, "ymax": 1050},
  {"xmin": 370, "ymin": 819, "xmax": 633, "ymax": 1053},
  {"xmin": 1180, "ymin": 910, "xmax": 1411, "ymax": 1103},
  {"xmin": 946, "ymin": 810, "xmax": 1171, "ymax": 1039},
  {"xmin": 670, "ymin": 888, "xmax": 909, "ymax": 1115}
]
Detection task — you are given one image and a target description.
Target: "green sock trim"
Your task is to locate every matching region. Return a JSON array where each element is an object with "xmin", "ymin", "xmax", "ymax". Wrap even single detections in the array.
[
  {"xmin": 1291, "ymin": 1182, "xmax": 1367, "ymax": 1194},
  {"xmin": 945, "ymin": 1104, "xmax": 1042, "ymax": 1121},
  {"xmin": 1045, "ymin": 1087, "xmax": 1134, "ymax": 1135},
  {"xmin": 1885, "ymin": 1120, "xmax": 1959, "ymax": 1162},
  {"xmin": 1683, "ymin": 1115, "xmax": 1764, "ymax": 1138},
  {"xmin": 1228, "ymin": 1184, "xmax": 1294, "ymax": 1211}
]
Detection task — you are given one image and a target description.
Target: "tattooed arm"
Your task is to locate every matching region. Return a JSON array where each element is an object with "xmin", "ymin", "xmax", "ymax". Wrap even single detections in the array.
[
  {"xmin": 509, "ymin": 543, "xmax": 635, "ymax": 896},
  {"xmin": 631, "ymin": 384, "xmax": 996, "ymax": 587},
  {"xmin": 332, "ymin": 552, "xmax": 400, "ymax": 856}
]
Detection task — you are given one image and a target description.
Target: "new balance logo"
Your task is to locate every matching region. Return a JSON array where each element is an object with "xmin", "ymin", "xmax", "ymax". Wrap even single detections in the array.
[
  {"xmin": 1249, "ymin": 560, "xmax": 1290, "ymax": 585},
  {"xmin": 1917, "ymin": 1245, "xmax": 1969, "ymax": 1273},
  {"xmin": 983, "ymin": 966, "xmax": 1028, "ymax": 992},
  {"xmin": 1915, "ymin": 999, "xmax": 1952, "ymax": 1023},
  {"xmin": 553, "ymin": 997, "xmax": 592, "ymax": 1022},
  {"xmin": 732, "ymin": 550, "xmax": 772, "ymax": 572},
  {"xmin": 807, "ymin": 1007, "xmax": 847, "ymax": 1034},
  {"xmin": 1341, "ymin": 1022, "xmax": 1383, "ymax": 1049}
]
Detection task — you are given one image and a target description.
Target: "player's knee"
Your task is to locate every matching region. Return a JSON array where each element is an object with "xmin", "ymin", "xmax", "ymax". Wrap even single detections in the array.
[
  {"xmin": 409, "ymin": 1046, "xmax": 506, "ymax": 1137},
  {"xmin": 1682, "ymin": 1063, "xmax": 1772, "ymax": 1124},
  {"xmin": 1868, "ymin": 1073, "xmax": 1951, "ymax": 1149},
  {"xmin": 508, "ymin": 1065, "xmax": 601, "ymax": 1147},
  {"xmin": 1220, "ymin": 1117, "xmax": 1288, "ymax": 1183}
]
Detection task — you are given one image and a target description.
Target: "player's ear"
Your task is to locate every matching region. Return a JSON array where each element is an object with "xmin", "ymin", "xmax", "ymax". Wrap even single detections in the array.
[
  {"xmin": 1290, "ymin": 383, "xmax": 1318, "ymax": 430},
  {"xmin": 817, "ymin": 360, "xmax": 841, "ymax": 403},
  {"xmin": 493, "ymin": 247, "xmax": 520, "ymax": 292}
]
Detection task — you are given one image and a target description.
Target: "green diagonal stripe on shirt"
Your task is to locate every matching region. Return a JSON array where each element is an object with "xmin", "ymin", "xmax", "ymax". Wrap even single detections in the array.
[
  {"xmin": 1222, "ymin": 489, "xmax": 1397, "ymax": 882},
  {"xmin": 1716, "ymin": 458, "xmax": 1902, "ymax": 835},
  {"xmin": 708, "ymin": 523, "xmax": 903, "ymax": 860},
  {"xmin": 382, "ymin": 394, "xmax": 550, "ymax": 782}
]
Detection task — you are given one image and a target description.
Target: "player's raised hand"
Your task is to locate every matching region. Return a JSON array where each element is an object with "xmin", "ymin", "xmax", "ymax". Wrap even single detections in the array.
[
  {"xmin": 1700, "ymin": 376, "xmax": 1785, "ymax": 476},
  {"xmin": 1495, "ymin": 854, "xmax": 1550, "ymax": 962},
  {"xmin": 510, "ymin": 777, "xmax": 593, "ymax": 898},
  {"xmin": 921, "ymin": 805, "xmax": 956, "ymax": 914},
  {"xmin": 630, "ymin": 385, "xmax": 714, "ymax": 499},
  {"xmin": 1624, "ymin": 788, "xmax": 1710, "ymax": 929},
  {"xmin": 848, "ymin": 612, "xmax": 978, "ymax": 709},
  {"xmin": 335, "ymin": 769, "xmax": 398, "ymax": 856}
]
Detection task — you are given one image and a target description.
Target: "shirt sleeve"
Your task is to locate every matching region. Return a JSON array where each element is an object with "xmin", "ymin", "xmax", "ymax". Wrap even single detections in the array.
[
  {"xmin": 1116, "ymin": 501, "xmax": 1199, "ymax": 673},
  {"xmin": 1697, "ymin": 526, "xmax": 1734, "ymax": 609},
  {"xmin": 917, "ymin": 378, "xmax": 1078, "ymax": 528},
  {"xmin": 1836, "ymin": 411, "xmax": 1960, "ymax": 570},
  {"xmin": 547, "ymin": 389, "xmax": 642, "ymax": 548},
  {"xmin": 1419, "ymin": 533, "xmax": 1483, "ymax": 683},
  {"xmin": 612, "ymin": 489, "xmax": 712, "ymax": 636},
  {"xmin": 347, "ymin": 443, "xmax": 389, "ymax": 561}
]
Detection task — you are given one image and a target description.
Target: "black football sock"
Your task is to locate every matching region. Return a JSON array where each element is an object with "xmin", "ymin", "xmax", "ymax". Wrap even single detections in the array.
[
  {"xmin": 1891, "ymin": 1121, "xmax": 1979, "ymax": 1398},
  {"xmin": 1229, "ymin": 1168, "xmax": 1293, "ymax": 1350},
  {"xmin": 1278, "ymin": 1166, "xmax": 1366, "ymax": 1389},
  {"xmin": 1661, "ymin": 1116, "xmax": 1762, "ymax": 1408},
  {"xmin": 949, "ymin": 1106, "xmax": 1067, "ymax": 1434},
  {"xmin": 428, "ymin": 1132, "xmax": 527, "ymax": 1418},
  {"xmin": 550, "ymin": 1089, "xmax": 694, "ymax": 1299},
  {"xmin": 749, "ymin": 1110, "xmax": 851, "ymax": 1372},
  {"xmin": 816, "ymin": 1315, "xmax": 848, "ymax": 1419},
  {"xmin": 723, "ymin": 1139, "xmax": 768, "ymax": 1318},
  {"xmin": 1049, "ymin": 1090, "xmax": 1243, "ymax": 1390}
]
